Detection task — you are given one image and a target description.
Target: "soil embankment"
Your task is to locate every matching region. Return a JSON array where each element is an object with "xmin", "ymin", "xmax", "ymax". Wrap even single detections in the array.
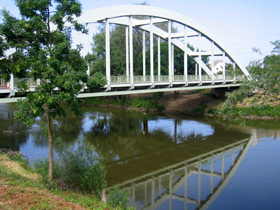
[{"xmin": 129, "ymin": 90, "xmax": 224, "ymax": 113}]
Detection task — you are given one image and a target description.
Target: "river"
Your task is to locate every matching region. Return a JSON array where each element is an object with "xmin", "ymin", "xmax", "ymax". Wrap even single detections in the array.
[{"xmin": 0, "ymin": 103, "xmax": 280, "ymax": 210}]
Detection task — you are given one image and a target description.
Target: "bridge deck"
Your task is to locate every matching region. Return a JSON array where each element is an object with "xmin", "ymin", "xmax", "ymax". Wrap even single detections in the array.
[{"xmin": 0, "ymin": 75, "xmax": 242, "ymax": 103}]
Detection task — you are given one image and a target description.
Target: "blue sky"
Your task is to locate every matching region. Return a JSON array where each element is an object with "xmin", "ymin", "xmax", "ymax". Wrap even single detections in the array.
[{"xmin": 1, "ymin": 0, "xmax": 279, "ymax": 66}]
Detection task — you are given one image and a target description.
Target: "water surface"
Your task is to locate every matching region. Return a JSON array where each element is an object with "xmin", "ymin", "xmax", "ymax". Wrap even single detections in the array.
[{"xmin": 0, "ymin": 103, "xmax": 279, "ymax": 210}]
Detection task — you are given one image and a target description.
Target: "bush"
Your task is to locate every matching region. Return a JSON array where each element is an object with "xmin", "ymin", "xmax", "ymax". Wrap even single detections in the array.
[
  {"xmin": 109, "ymin": 96, "xmax": 128, "ymax": 106},
  {"xmin": 208, "ymin": 108, "xmax": 220, "ymax": 115},
  {"xmin": 34, "ymin": 159, "xmax": 60, "ymax": 188},
  {"xmin": 108, "ymin": 186, "xmax": 129, "ymax": 210},
  {"xmin": 192, "ymin": 104, "xmax": 207, "ymax": 114},
  {"xmin": 86, "ymin": 72, "xmax": 107, "ymax": 92},
  {"xmin": 35, "ymin": 140, "xmax": 106, "ymax": 195},
  {"xmin": 221, "ymin": 104, "xmax": 280, "ymax": 118},
  {"xmin": 130, "ymin": 97, "xmax": 165, "ymax": 111},
  {"xmin": 152, "ymin": 92, "xmax": 163, "ymax": 99}
]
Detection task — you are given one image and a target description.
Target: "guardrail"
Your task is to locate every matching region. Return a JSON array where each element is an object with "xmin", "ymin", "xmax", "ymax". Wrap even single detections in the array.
[
  {"xmin": 109, "ymin": 74, "xmax": 244, "ymax": 85},
  {"xmin": 0, "ymin": 78, "xmax": 8, "ymax": 88},
  {"xmin": 14, "ymin": 78, "xmax": 37, "ymax": 88},
  {"xmin": 111, "ymin": 76, "xmax": 130, "ymax": 84},
  {"xmin": 0, "ymin": 74, "xmax": 245, "ymax": 96}
]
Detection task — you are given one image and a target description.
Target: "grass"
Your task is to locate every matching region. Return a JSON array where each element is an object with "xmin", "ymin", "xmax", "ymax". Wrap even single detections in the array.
[
  {"xmin": 0, "ymin": 153, "xmax": 129, "ymax": 210},
  {"xmin": 221, "ymin": 104, "xmax": 280, "ymax": 119}
]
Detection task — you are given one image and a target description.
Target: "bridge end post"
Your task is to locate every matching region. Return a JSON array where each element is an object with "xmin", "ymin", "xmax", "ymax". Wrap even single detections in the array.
[{"xmin": 9, "ymin": 74, "xmax": 15, "ymax": 97}]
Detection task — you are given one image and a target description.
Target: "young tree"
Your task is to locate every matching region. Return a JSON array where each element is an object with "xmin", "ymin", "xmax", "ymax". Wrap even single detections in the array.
[
  {"xmin": 224, "ymin": 40, "xmax": 280, "ymax": 107},
  {"xmin": 0, "ymin": 0, "xmax": 93, "ymax": 181}
]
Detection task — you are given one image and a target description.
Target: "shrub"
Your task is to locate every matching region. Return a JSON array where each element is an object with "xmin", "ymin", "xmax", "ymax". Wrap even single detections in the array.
[
  {"xmin": 221, "ymin": 104, "xmax": 280, "ymax": 118},
  {"xmin": 130, "ymin": 97, "xmax": 165, "ymax": 111},
  {"xmin": 207, "ymin": 108, "xmax": 220, "ymax": 115},
  {"xmin": 192, "ymin": 104, "xmax": 207, "ymax": 114},
  {"xmin": 108, "ymin": 186, "xmax": 129, "ymax": 210},
  {"xmin": 35, "ymin": 159, "xmax": 60, "ymax": 188},
  {"xmin": 152, "ymin": 92, "xmax": 163, "ymax": 99},
  {"xmin": 35, "ymin": 140, "xmax": 106, "ymax": 195}
]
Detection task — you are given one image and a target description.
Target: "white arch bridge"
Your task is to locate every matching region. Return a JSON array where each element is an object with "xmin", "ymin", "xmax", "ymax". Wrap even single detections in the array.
[{"xmin": 0, "ymin": 5, "xmax": 250, "ymax": 102}]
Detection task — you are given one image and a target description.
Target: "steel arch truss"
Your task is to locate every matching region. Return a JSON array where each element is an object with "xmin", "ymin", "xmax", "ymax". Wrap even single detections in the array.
[{"xmin": 78, "ymin": 5, "xmax": 250, "ymax": 90}]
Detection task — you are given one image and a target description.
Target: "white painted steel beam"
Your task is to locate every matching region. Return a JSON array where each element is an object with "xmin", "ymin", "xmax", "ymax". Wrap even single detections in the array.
[
  {"xmin": 158, "ymin": 37, "xmax": 161, "ymax": 80},
  {"xmin": 143, "ymin": 31, "xmax": 146, "ymax": 77},
  {"xmin": 105, "ymin": 19, "xmax": 111, "ymax": 90},
  {"xmin": 139, "ymin": 25, "xmax": 213, "ymax": 77},
  {"xmin": 223, "ymin": 51, "xmax": 226, "ymax": 83},
  {"xmin": 126, "ymin": 26, "xmax": 129, "ymax": 78},
  {"xmin": 172, "ymin": 44, "xmax": 174, "ymax": 77},
  {"xmin": 184, "ymin": 26, "xmax": 188, "ymax": 84},
  {"xmin": 168, "ymin": 20, "xmax": 172, "ymax": 85},
  {"xmin": 134, "ymin": 17, "xmax": 168, "ymax": 26},
  {"xmin": 170, "ymin": 31, "xmax": 199, "ymax": 38},
  {"xmin": 211, "ymin": 41, "xmax": 215, "ymax": 81},
  {"xmin": 191, "ymin": 51, "xmax": 223, "ymax": 56},
  {"xmin": 129, "ymin": 16, "xmax": 134, "ymax": 88},
  {"xmin": 184, "ymin": 166, "xmax": 188, "ymax": 210},
  {"xmin": 199, "ymin": 139, "xmax": 253, "ymax": 210},
  {"xmin": 199, "ymin": 33, "xmax": 202, "ymax": 83},
  {"xmin": 95, "ymin": 18, "xmax": 221, "ymax": 78},
  {"xmin": 150, "ymin": 17, "xmax": 154, "ymax": 86},
  {"xmin": 78, "ymin": 5, "xmax": 250, "ymax": 78}
]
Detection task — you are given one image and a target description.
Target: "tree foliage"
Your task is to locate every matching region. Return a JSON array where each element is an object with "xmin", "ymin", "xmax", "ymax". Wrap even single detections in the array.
[
  {"xmin": 0, "ymin": 0, "xmax": 104, "ymax": 181},
  {"xmin": 224, "ymin": 40, "xmax": 280, "ymax": 107}
]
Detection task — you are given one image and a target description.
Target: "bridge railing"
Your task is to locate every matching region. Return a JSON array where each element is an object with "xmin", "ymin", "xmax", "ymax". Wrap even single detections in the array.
[
  {"xmin": 173, "ymin": 75, "xmax": 185, "ymax": 82},
  {"xmin": 154, "ymin": 75, "xmax": 169, "ymax": 82},
  {"xmin": 134, "ymin": 75, "xmax": 151, "ymax": 83},
  {"xmin": 111, "ymin": 76, "xmax": 130, "ymax": 84},
  {"xmin": 235, "ymin": 75, "xmax": 245, "ymax": 81},
  {"xmin": 109, "ymin": 74, "xmax": 243, "ymax": 84},
  {"xmin": 213, "ymin": 74, "xmax": 224, "ymax": 81},
  {"xmin": 14, "ymin": 78, "xmax": 37, "ymax": 88},
  {"xmin": 202, "ymin": 74, "xmax": 211, "ymax": 81},
  {"xmin": 188, "ymin": 75, "xmax": 200, "ymax": 81},
  {"xmin": 0, "ymin": 78, "xmax": 8, "ymax": 88}
]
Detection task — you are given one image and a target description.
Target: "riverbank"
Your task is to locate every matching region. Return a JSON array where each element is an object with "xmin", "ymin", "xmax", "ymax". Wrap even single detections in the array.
[
  {"xmin": 83, "ymin": 89, "xmax": 224, "ymax": 113},
  {"xmin": 82, "ymin": 89, "xmax": 280, "ymax": 120},
  {"xmin": 0, "ymin": 152, "xmax": 112, "ymax": 210}
]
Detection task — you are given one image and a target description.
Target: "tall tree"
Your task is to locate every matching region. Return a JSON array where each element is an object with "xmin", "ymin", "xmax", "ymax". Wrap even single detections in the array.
[
  {"xmin": 224, "ymin": 40, "xmax": 280, "ymax": 107},
  {"xmin": 0, "ymin": 0, "xmax": 94, "ymax": 181}
]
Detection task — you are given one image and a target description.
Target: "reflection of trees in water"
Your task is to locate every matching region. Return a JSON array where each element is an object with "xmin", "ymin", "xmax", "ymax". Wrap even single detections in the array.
[
  {"xmin": 83, "ymin": 113, "xmax": 210, "ymax": 163},
  {"xmin": 53, "ymin": 111, "xmax": 84, "ymax": 145},
  {"xmin": 0, "ymin": 104, "xmax": 85, "ymax": 151},
  {"xmin": 0, "ymin": 104, "xmax": 29, "ymax": 150},
  {"xmin": 84, "ymin": 113, "xmax": 177, "ymax": 161}
]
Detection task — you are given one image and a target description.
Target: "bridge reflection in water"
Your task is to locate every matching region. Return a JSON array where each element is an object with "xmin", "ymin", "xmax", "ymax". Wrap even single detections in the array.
[{"xmin": 107, "ymin": 130, "xmax": 257, "ymax": 210}]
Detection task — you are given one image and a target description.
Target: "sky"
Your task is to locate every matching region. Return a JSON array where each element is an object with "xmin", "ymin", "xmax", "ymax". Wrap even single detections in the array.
[{"xmin": 0, "ymin": 0, "xmax": 279, "ymax": 66}]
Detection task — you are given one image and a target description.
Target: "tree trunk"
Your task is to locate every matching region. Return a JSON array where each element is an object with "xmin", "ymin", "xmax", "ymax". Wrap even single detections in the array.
[{"xmin": 46, "ymin": 108, "xmax": 53, "ymax": 182}]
